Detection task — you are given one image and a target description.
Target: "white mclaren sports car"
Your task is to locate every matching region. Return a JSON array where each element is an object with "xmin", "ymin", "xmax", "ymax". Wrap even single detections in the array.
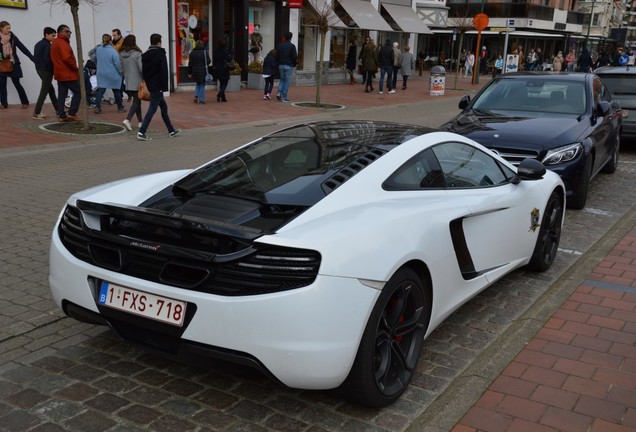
[{"xmin": 49, "ymin": 121, "xmax": 565, "ymax": 407}]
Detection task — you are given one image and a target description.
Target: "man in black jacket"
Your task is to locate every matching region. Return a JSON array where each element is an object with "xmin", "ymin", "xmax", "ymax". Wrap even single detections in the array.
[
  {"xmin": 378, "ymin": 38, "xmax": 394, "ymax": 94},
  {"xmin": 137, "ymin": 33, "xmax": 180, "ymax": 141},
  {"xmin": 276, "ymin": 31, "xmax": 297, "ymax": 102},
  {"xmin": 32, "ymin": 27, "xmax": 58, "ymax": 119}
]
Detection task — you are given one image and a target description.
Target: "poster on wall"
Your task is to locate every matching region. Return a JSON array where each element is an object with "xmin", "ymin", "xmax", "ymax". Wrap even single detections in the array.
[
  {"xmin": 505, "ymin": 55, "xmax": 519, "ymax": 74},
  {"xmin": 0, "ymin": 0, "xmax": 28, "ymax": 9},
  {"xmin": 178, "ymin": 2, "xmax": 191, "ymax": 66}
]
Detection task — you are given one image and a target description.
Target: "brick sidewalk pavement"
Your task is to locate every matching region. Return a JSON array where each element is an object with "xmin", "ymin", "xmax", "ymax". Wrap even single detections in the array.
[
  {"xmin": 0, "ymin": 71, "xmax": 487, "ymax": 151},
  {"xmin": 453, "ymin": 225, "xmax": 636, "ymax": 432}
]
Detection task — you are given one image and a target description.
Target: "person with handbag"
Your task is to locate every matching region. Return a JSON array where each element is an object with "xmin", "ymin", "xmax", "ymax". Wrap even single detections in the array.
[
  {"xmin": 137, "ymin": 33, "xmax": 180, "ymax": 141},
  {"xmin": 0, "ymin": 21, "xmax": 34, "ymax": 109},
  {"xmin": 188, "ymin": 39, "xmax": 208, "ymax": 104},
  {"xmin": 213, "ymin": 39, "xmax": 232, "ymax": 103},
  {"xmin": 119, "ymin": 34, "xmax": 144, "ymax": 131}
]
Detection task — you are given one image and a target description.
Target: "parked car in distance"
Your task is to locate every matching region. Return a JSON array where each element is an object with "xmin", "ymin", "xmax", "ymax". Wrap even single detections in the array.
[
  {"xmin": 49, "ymin": 121, "xmax": 565, "ymax": 407},
  {"xmin": 440, "ymin": 72, "xmax": 622, "ymax": 209},
  {"xmin": 595, "ymin": 65, "xmax": 634, "ymax": 140}
]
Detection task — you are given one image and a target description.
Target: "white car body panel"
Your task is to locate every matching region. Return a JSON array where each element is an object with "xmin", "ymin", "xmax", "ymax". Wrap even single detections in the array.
[{"xmin": 49, "ymin": 125, "xmax": 565, "ymax": 392}]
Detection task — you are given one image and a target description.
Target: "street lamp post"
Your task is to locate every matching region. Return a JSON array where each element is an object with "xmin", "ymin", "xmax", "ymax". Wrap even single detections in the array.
[{"xmin": 585, "ymin": 0, "xmax": 596, "ymax": 48}]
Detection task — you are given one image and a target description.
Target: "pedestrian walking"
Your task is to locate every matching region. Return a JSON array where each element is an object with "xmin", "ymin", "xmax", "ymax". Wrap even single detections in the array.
[
  {"xmin": 137, "ymin": 33, "xmax": 180, "ymax": 141},
  {"xmin": 0, "ymin": 20, "xmax": 34, "ymax": 109},
  {"xmin": 119, "ymin": 34, "xmax": 143, "ymax": 131},
  {"xmin": 391, "ymin": 42, "xmax": 401, "ymax": 91},
  {"xmin": 93, "ymin": 34, "xmax": 125, "ymax": 114},
  {"xmin": 188, "ymin": 39, "xmax": 208, "ymax": 104},
  {"xmin": 32, "ymin": 26, "xmax": 58, "ymax": 119},
  {"xmin": 262, "ymin": 48, "xmax": 277, "ymax": 100},
  {"xmin": 464, "ymin": 50, "xmax": 474, "ymax": 78},
  {"xmin": 346, "ymin": 41, "xmax": 357, "ymax": 85},
  {"xmin": 378, "ymin": 38, "xmax": 394, "ymax": 94},
  {"xmin": 50, "ymin": 24, "xmax": 81, "ymax": 122},
  {"xmin": 552, "ymin": 50, "xmax": 564, "ymax": 72},
  {"xmin": 360, "ymin": 37, "xmax": 378, "ymax": 93},
  {"xmin": 213, "ymin": 39, "xmax": 232, "ymax": 103},
  {"xmin": 399, "ymin": 46, "xmax": 413, "ymax": 90},
  {"xmin": 276, "ymin": 31, "xmax": 297, "ymax": 102},
  {"xmin": 577, "ymin": 48, "xmax": 593, "ymax": 73}
]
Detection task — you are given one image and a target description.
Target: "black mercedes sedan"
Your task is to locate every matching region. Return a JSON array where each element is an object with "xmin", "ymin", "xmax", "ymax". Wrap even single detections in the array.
[{"xmin": 440, "ymin": 72, "xmax": 622, "ymax": 209}]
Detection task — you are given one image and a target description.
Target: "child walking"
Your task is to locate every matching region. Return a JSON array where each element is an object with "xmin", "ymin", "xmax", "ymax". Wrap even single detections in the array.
[{"xmin": 262, "ymin": 49, "xmax": 277, "ymax": 100}]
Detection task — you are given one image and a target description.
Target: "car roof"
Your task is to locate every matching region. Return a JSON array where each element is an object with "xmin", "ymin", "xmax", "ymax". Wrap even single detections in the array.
[
  {"xmin": 595, "ymin": 65, "xmax": 636, "ymax": 75},
  {"xmin": 498, "ymin": 71, "xmax": 591, "ymax": 81}
]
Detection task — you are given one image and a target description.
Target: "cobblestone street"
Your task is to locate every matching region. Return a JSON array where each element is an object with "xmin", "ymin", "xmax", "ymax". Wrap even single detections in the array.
[{"xmin": 0, "ymin": 79, "xmax": 635, "ymax": 431}]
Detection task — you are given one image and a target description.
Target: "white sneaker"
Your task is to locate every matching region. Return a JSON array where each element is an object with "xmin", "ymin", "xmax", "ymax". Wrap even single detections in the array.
[
  {"xmin": 138, "ymin": 122, "xmax": 142, "ymax": 129},
  {"xmin": 388, "ymin": 90, "xmax": 396, "ymax": 94},
  {"xmin": 122, "ymin": 119, "xmax": 132, "ymax": 131}
]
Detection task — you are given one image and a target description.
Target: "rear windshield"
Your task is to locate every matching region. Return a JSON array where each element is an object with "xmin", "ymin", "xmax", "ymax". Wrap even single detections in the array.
[{"xmin": 596, "ymin": 74, "xmax": 636, "ymax": 96}]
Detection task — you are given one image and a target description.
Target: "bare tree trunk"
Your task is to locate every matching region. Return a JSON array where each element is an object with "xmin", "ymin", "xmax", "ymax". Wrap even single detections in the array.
[
  {"xmin": 69, "ymin": 2, "xmax": 90, "ymax": 130},
  {"xmin": 453, "ymin": 33, "xmax": 465, "ymax": 90},
  {"xmin": 315, "ymin": 31, "xmax": 326, "ymax": 107}
]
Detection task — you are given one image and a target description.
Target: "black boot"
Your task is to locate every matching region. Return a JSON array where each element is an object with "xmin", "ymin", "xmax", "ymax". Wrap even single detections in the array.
[{"xmin": 216, "ymin": 92, "xmax": 221, "ymax": 102}]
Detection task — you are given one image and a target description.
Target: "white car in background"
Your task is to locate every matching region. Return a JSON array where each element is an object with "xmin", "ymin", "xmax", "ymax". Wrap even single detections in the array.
[{"xmin": 49, "ymin": 121, "xmax": 565, "ymax": 407}]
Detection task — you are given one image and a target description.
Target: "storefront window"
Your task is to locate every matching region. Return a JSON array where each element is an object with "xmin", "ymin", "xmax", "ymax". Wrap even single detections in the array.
[
  {"xmin": 177, "ymin": 0, "xmax": 211, "ymax": 83},
  {"xmin": 249, "ymin": 0, "xmax": 276, "ymax": 62}
]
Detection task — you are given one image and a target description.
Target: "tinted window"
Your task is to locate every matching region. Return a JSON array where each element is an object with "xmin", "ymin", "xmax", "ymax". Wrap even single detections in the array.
[
  {"xmin": 597, "ymin": 73, "xmax": 636, "ymax": 96},
  {"xmin": 384, "ymin": 142, "xmax": 514, "ymax": 190},
  {"xmin": 472, "ymin": 78, "xmax": 587, "ymax": 114},
  {"xmin": 432, "ymin": 142, "xmax": 512, "ymax": 188}
]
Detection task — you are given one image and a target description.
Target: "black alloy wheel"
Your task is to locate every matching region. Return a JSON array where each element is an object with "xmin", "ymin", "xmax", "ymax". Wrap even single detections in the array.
[
  {"xmin": 341, "ymin": 268, "xmax": 429, "ymax": 407},
  {"xmin": 527, "ymin": 190, "xmax": 563, "ymax": 272}
]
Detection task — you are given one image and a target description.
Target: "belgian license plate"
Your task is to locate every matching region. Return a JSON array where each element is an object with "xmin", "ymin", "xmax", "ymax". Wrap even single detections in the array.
[{"xmin": 98, "ymin": 281, "xmax": 186, "ymax": 327}]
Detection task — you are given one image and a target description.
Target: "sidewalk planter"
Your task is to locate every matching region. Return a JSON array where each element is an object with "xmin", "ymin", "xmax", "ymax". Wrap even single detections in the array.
[
  {"xmin": 248, "ymin": 73, "xmax": 264, "ymax": 90},
  {"xmin": 226, "ymin": 75, "xmax": 241, "ymax": 92}
]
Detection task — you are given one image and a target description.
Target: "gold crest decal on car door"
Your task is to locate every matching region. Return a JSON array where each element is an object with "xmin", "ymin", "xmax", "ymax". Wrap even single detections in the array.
[{"xmin": 529, "ymin": 208, "xmax": 540, "ymax": 232}]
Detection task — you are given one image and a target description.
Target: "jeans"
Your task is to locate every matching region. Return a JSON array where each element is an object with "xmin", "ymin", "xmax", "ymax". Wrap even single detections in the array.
[
  {"xmin": 464, "ymin": 65, "xmax": 473, "ymax": 78},
  {"xmin": 34, "ymin": 69, "xmax": 58, "ymax": 115},
  {"xmin": 402, "ymin": 75, "xmax": 409, "ymax": 89},
  {"xmin": 391, "ymin": 66, "xmax": 399, "ymax": 90},
  {"xmin": 0, "ymin": 74, "xmax": 29, "ymax": 106},
  {"xmin": 125, "ymin": 90, "xmax": 142, "ymax": 122},
  {"xmin": 264, "ymin": 76, "xmax": 274, "ymax": 95},
  {"xmin": 194, "ymin": 82, "xmax": 206, "ymax": 102},
  {"xmin": 95, "ymin": 87, "xmax": 123, "ymax": 110},
  {"xmin": 57, "ymin": 79, "xmax": 81, "ymax": 117},
  {"xmin": 217, "ymin": 78, "xmax": 228, "ymax": 99},
  {"xmin": 277, "ymin": 64, "xmax": 293, "ymax": 100},
  {"xmin": 379, "ymin": 65, "xmax": 393, "ymax": 92},
  {"xmin": 140, "ymin": 90, "xmax": 175, "ymax": 135},
  {"xmin": 364, "ymin": 70, "xmax": 374, "ymax": 89}
]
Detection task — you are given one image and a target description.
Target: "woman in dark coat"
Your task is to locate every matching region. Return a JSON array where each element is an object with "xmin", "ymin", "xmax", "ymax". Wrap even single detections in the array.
[
  {"xmin": 346, "ymin": 41, "xmax": 357, "ymax": 84},
  {"xmin": 188, "ymin": 40, "xmax": 208, "ymax": 104},
  {"xmin": 577, "ymin": 48, "xmax": 593, "ymax": 73},
  {"xmin": 213, "ymin": 40, "xmax": 232, "ymax": 102},
  {"xmin": 0, "ymin": 20, "xmax": 34, "ymax": 109}
]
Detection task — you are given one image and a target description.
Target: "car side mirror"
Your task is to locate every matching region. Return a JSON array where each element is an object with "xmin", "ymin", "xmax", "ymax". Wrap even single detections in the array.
[
  {"xmin": 516, "ymin": 158, "xmax": 546, "ymax": 181},
  {"xmin": 458, "ymin": 95, "xmax": 471, "ymax": 110},
  {"xmin": 597, "ymin": 100, "xmax": 611, "ymax": 116}
]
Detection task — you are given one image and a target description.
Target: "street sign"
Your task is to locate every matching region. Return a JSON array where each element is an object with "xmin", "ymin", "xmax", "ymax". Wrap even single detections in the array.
[
  {"xmin": 490, "ymin": 27, "xmax": 515, "ymax": 32},
  {"xmin": 473, "ymin": 13, "xmax": 489, "ymax": 31}
]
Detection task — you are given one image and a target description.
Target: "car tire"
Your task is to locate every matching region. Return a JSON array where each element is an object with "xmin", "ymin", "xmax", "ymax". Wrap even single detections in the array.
[
  {"xmin": 601, "ymin": 134, "xmax": 620, "ymax": 174},
  {"xmin": 527, "ymin": 190, "xmax": 563, "ymax": 272},
  {"xmin": 568, "ymin": 155, "xmax": 592, "ymax": 209},
  {"xmin": 340, "ymin": 268, "xmax": 429, "ymax": 408}
]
